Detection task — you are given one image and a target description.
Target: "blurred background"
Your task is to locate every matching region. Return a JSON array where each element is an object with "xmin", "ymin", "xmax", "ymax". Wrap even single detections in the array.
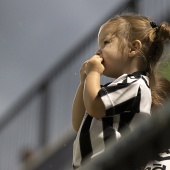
[{"xmin": 0, "ymin": 0, "xmax": 170, "ymax": 170}]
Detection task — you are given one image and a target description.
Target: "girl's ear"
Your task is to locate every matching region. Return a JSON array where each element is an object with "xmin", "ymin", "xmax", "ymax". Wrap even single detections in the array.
[{"xmin": 129, "ymin": 40, "xmax": 142, "ymax": 57}]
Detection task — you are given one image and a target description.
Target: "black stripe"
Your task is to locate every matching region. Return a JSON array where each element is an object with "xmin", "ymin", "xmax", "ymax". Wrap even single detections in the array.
[
  {"xmin": 79, "ymin": 115, "xmax": 93, "ymax": 161},
  {"xmin": 119, "ymin": 87, "xmax": 141, "ymax": 132},
  {"xmin": 104, "ymin": 87, "xmax": 141, "ymax": 133},
  {"xmin": 102, "ymin": 117, "xmax": 116, "ymax": 142},
  {"xmin": 105, "ymin": 97, "xmax": 137, "ymax": 117},
  {"xmin": 131, "ymin": 87, "xmax": 141, "ymax": 113},
  {"xmin": 98, "ymin": 72, "xmax": 146, "ymax": 97},
  {"xmin": 98, "ymin": 83, "xmax": 130, "ymax": 97},
  {"xmin": 128, "ymin": 71, "xmax": 146, "ymax": 77},
  {"xmin": 105, "ymin": 87, "xmax": 141, "ymax": 117},
  {"xmin": 118, "ymin": 109, "xmax": 136, "ymax": 133},
  {"xmin": 122, "ymin": 78, "xmax": 127, "ymax": 83}
]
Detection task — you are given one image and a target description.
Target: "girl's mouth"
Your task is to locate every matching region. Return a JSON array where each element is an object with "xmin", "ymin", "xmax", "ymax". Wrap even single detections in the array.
[{"xmin": 101, "ymin": 58, "xmax": 104, "ymax": 65}]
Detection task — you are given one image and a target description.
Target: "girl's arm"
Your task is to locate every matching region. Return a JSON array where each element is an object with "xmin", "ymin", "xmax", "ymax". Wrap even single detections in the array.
[
  {"xmin": 72, "ymin": 61, "xmax": 87, "ymax": 132},
  {"xmin": 84, "ymin": 55, "xmax": 105, "ymax": 118}
]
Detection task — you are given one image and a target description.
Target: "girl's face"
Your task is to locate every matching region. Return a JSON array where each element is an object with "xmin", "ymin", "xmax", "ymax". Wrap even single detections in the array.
[{"xmin": 98, "ymin": 26, "xmax": 130, "ymax": 78}]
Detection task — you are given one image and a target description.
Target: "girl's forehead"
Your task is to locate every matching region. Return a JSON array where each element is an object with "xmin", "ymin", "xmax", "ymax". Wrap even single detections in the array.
[
  {"xmin": 98, "ymin": 26, "xmax": 111, "ymax": 38},
  {"xmin": 98, "ymin": 26, "xmax": 114, "ymax": 45}
]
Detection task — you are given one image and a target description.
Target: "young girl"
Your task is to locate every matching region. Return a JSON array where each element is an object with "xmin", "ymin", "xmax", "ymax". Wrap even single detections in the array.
[{"xmin": 72, "ymin": 13, "xmax": 170, "ymax": 169}]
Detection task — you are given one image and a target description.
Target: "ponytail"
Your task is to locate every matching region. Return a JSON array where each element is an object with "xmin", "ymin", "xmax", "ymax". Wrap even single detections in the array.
[
  {"xmin": 156, "ymin": 22, "xmax": 170, "ymax": 42},
  {"xmin": 149, "ymin": 72, "xmax": 170, "ymax": 109},
  {"xmin": 148, "ymin": 22, "xmax": 170, "ymax": 109}
]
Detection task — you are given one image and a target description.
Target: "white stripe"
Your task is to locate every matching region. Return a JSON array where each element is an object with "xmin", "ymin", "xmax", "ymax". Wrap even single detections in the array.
[
  {"xmin": 139, "ymin": 79, "xmax": 152, "ymax": 113},
  {"xmin": 73, "ymin": 114, "xmax": 87, "ymax": 167},
  {"xmin": 73, "ymin": 135, "xmax": 82, "ymax": 167},
  {"xmin": 90, "ymin": 118, "xmax": 105, "ymax": 158}
]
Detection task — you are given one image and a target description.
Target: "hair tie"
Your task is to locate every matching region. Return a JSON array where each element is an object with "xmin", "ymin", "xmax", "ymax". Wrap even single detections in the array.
[{"xmin": 150, "ymin": 22, "xmax": 157, "ymax": 28}]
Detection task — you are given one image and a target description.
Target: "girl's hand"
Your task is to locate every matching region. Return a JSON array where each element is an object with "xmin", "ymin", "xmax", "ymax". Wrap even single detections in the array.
[
  {"xmin": 86, "ymin": 55, "xmax": 104, "ymax": 75},
  {"xmin": 80, "ymin": 60, "xmax": 88, "ymax": 84}
]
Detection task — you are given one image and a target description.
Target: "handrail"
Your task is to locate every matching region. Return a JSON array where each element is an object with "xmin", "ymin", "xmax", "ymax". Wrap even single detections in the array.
[
  {"xmin": 80, "ymin": 98, "xmax": 170, "ymax": 170},
  {"xmin": 0, "ymin": 0, "xmax": 135, "ymax": 132}
]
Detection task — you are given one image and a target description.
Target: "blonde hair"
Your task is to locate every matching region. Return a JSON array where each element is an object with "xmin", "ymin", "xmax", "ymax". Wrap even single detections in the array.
[{"xmin": 102, "ymin": 13, "xmax": 170, "ymax": 109}]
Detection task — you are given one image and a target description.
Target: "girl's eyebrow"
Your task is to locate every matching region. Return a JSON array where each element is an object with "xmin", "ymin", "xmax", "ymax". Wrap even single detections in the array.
[{"xmin": 98, "ymin": 32, "xmax": 114, "ymax": 46}]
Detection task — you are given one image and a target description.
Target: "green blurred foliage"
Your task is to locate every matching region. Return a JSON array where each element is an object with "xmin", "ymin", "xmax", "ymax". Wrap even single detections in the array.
[{"xmin": 159, "ymin": 60, "xmax": 170, "ymax": 81}]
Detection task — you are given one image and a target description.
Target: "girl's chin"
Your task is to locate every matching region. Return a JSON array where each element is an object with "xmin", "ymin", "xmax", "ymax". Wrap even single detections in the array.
[
  {"xmin": 103, "ymin": 70, "xmax": 117, "ymax": 78},
  {"xmin": 103, "ymin": 71, "xmax": 112, "ymax": 78}
]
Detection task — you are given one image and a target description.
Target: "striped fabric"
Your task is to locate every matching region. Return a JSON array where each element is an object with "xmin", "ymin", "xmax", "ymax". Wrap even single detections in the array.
[
  {"xmin": 73, "ymin": 71, "xmax": 152, "ymax": 169},
  {"xmin": 145, "ymin": 149, "xmax": 170, "ymax": 169}
]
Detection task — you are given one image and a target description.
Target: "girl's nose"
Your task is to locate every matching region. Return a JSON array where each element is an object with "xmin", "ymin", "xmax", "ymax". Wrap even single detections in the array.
[{"xmin": 95, "ymin": 50, "xmax": 102, "ymax": 55}]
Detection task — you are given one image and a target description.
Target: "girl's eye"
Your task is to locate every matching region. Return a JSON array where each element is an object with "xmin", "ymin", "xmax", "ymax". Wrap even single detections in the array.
[{"xmin": 103, "ymin": 40, "xmax": 110, "ymax": 46}]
